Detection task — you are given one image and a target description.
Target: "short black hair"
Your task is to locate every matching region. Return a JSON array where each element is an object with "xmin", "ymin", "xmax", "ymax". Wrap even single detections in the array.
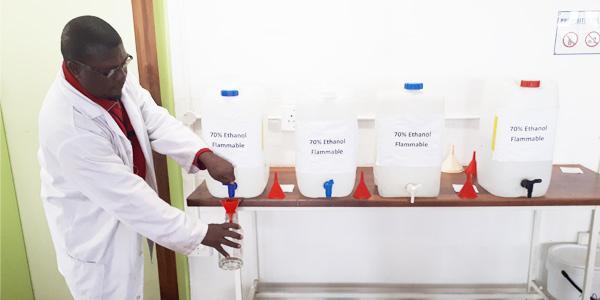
[{"xmin": 60, "ymin": 16, "xmax": 123, "ymax": 63}]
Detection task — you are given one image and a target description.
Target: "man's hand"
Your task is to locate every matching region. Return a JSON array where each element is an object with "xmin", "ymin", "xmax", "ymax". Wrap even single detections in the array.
[
  {"xmin": 201, "ymin": 223, "xmax": 243, "ymax": 257},
  {"xmin": 199, "ymin": 152, "xmax": 235, "ymax": 184}
]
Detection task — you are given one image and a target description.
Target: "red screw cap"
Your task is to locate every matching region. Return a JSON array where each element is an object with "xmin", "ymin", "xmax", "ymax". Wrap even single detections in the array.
[{"xmin": 520, "ymin": 80, "xmax": 541, "ymax": 88}]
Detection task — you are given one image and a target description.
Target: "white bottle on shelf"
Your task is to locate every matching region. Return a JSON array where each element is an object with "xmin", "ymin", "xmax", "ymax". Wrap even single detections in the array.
[
  {"xmin": 295, "ymin": 91, "xmax": 358, "ymax": 198},
  {"xmin": 201, "ymin": 89, "xmax": 268, "ymax": 198},
  {"xmin": 477, "ymin": 79, "xmax": 559, "ymax": 198},
  {"xmin": 374, "ymin": 83, "xmax": 444, "ymax": 198}
]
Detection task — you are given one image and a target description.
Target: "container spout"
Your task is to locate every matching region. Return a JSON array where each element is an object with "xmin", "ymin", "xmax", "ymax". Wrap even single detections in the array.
[
  {"xmin": 405, "ymin": 183, "xmax": 422, "ymax": 204},
  {"xmin": 520, "ymin": 178, "xmax": 542, "ymax": 198},
  {"xmin": 323, "ymin": 179, "xmax": 334, "ymax": 199},
  {"xmin": 223, "ymin": 182, "xmax": 238, "ymax": 199},
  {"xmin": 221, "ymin": 182, "xmax": 239, "ymax": 222}
]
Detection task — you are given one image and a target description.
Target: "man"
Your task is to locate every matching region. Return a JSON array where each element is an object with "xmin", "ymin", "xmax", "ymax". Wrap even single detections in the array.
[{"xmin": 38, "ymin": 16, "xmax": 241, "ymax": 299}]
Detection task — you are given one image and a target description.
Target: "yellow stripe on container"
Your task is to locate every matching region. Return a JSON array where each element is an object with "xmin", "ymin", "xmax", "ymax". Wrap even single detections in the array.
[{"xmin": 491, "ymin": 115, "xmax": 498, "ymax": 151}]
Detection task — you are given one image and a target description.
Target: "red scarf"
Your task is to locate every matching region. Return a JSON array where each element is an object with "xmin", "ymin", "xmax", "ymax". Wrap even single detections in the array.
[{"xmin": 62, "ymin": 62, "xmax": 147, "ymax": 179}]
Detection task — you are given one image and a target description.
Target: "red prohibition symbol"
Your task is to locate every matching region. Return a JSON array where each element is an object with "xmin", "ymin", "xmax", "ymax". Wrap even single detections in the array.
[
  {"xmin": 562, "ymin": 32, "xmax": 578, "ymax": 48},
  {"xmin": 585, "ymin": 31, "xmax": 600, "ymax": 47}
]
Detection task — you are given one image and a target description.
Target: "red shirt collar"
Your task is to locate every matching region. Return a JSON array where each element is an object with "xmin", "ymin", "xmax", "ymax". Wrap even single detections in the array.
[{"xmin": 62, "ymin": 61, "xmax": 119, "ymax": 111}]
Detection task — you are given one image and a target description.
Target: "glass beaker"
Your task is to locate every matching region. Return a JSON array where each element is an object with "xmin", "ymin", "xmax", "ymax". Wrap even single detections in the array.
[{"xmin": 218, "ymin": 211, "xmax": 243, "ymax": 270}]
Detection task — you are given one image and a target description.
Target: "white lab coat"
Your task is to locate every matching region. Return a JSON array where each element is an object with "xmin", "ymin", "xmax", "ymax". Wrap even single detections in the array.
[{"xmin": 38, "ymin": 70, "xmax": 208, "ymax": 299}]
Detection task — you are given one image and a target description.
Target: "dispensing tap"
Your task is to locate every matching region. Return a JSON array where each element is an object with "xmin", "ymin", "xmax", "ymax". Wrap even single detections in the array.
[
  {"xmin": 323, "ymin": 179, "xmax": 334, "ymax": 199},
  {"xmin": 223, "ymin": 182, "xmax": 238, "ymax": 199},
  {"xmin": 221, "ymin": 182, "xmax": 239, "ymax": 223},
  {"xmin": 405, "ymin": 183, "xmax": 422, "ymax": 204},
  {"xmin": 520, "ymin": 179, "xmax": 542, "ymax": 198}
]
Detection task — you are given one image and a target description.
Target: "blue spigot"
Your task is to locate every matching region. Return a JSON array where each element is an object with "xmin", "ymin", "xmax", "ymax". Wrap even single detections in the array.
[
  {"xmin": 323, "ymin": 179, "xmax": 334, "ymax": 199},
  {"xmin": 223, "ymin": 182, "xmax": 238, "ymax": 198}
]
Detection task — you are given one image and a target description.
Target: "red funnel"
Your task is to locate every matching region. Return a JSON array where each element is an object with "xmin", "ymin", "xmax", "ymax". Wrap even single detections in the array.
[
  {"xmin": 465, "ymin": 151, "xmax": 477, "ymax": 179},
  {"xmin": 353, "ymin": 171, "xmax": 371, "ymax": 200},
  {"xmin": 267, "ymin": 172, "xmax": 286, "ymax": 199},
  {"xmin": 458, "ymin": 174, "xmax": 478, "ymax": 199},
  {"xmin": 220, "ymin": 198, "xmax": 240, "ymax": 223}
]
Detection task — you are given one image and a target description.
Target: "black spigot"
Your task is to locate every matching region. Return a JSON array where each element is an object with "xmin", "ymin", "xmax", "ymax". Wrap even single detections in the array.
[{"xmin": 520, "ymin": 178, "xmax": 542, "ymax": 198}]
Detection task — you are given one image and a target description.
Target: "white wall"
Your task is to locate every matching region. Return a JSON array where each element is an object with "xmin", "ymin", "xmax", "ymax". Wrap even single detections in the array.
[
  {"xmin": 165, "ymin": 0, "xmax": 600, "ymax": 298},
  {"xmin": 0, "ymin": 1, "xmax": 160, "ymax": 299},
  {"xmin": 169, "ymin": 0, "xmax": 600, "ymax": 170}
]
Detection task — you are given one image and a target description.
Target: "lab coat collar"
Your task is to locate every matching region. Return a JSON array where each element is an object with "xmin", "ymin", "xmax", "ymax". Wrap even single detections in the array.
[{"xmin": 58, "ymin": 70, "xmax": 127, "ymax": 140}]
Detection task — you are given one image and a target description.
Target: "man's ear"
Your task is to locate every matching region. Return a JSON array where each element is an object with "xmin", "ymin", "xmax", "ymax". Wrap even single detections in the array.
[{"xmin": 66, "ymin": 61, "xmax": 82, "ymax": 77}]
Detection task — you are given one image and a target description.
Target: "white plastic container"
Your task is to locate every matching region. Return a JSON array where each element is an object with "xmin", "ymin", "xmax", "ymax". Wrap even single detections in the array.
[
  {"xmin": 201, "ymin": 89, "xmax": 268, "ymax": 198},
  {"xmin": 477, "ymin": 80, "xmax": 559, "ymax": 198},
  {"xmin": 546, "ymin": 244, "xmax": 600, "ymax": 300},
  {"xmin": 374, "ymin": 83, "xmax": 444, "ymax": 199},
  {"xmin": 295, "ymin": 91, "xmax": 358, "ymax": 198}
]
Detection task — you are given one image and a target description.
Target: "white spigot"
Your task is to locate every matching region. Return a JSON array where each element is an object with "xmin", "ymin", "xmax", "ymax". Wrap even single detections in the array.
[{"xmin": 405, "ymin": 183, "xmax": 422, "ymax": 204}]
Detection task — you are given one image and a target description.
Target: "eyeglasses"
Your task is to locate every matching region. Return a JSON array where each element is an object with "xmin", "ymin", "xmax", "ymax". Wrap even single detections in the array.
[{"xmin": 70, "ymin": 54, "xmax": 133, "ymax": 78}]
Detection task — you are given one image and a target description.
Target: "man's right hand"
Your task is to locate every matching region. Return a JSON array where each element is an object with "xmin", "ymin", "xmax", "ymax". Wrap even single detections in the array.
[
  {"xmin": 201, "ymin": 223, "xmax": 243, "ymax": 257},
  {"xmin": 199, "ymin": 152, "xmax": 236, "ymax": 184}
]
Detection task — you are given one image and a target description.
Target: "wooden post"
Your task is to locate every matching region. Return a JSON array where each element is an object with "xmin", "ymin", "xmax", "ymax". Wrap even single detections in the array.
[{"xmin": 131, "ymin": 1, "xmax": 179, "ymax": 299}]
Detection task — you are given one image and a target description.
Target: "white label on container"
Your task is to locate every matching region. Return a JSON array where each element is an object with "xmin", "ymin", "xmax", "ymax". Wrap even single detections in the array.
[
  {"xmin": 376, "ymin": 114, "xmax": 444, "ymax": 167},
  {"xmin": 492, "ymin": 108, "xmax": 557, "ymax": 162},
  {"xmin": 202, "ymin": 117, "xmax": 263, "ymax": 167},
  {"xmin": 295, "ymin": 120, "xmax": 357, "ymax": 172}
]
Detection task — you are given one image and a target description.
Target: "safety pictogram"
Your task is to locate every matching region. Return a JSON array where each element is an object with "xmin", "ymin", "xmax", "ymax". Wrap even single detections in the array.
[
  {"xmin": 562, "ymin": 32, "xmax": 579, "ymax": 48},
  {"xmin": 585, "ymin": 31, "xmax": 600, "ymax": 47}
]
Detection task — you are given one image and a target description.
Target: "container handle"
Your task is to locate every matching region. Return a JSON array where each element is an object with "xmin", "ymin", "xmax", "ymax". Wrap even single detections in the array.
[{"xmin": 561, "ymin": 270, "xmax": 598, "ymax": 300}]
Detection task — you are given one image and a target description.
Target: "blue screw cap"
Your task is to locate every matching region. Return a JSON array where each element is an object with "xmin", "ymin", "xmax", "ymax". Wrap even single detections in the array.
[
  {"xmin": 404, "ymin": 83, "xmax": 424, "ymax": 90},
  {"xmin": 221, "ymin": 90, "xmax": 239, "ymax": 97}
]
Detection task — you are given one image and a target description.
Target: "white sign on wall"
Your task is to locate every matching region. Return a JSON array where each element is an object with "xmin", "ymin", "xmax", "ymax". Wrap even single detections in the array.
[{"xmin": 554, "ymin": 10, "xmax": 600, "ymax": 55}]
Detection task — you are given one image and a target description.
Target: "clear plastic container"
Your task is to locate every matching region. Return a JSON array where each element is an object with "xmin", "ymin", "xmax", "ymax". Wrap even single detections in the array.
[
  {"xmin": 218, "ymin": 211, "xmax": 243, "ymax": 270},
  {"xmin": 295, "ymin": 91, "xmax": 358, "ymax": 198},
  {"xmin": 477, "ymin": 80, "xmax": 559, "ymax": 198},
  {"xmin": 374, "ymin": 83, "xmax": 444, "ymax": 198},
  {"xmin": 201, "ymin": 89, "xmax": 268, "ymax": 198}
]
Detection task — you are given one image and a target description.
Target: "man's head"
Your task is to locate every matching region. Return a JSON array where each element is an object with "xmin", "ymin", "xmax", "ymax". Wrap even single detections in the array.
[{"xmin": 61, "ymin": 16, "xmax": 131, "ymax": 100}]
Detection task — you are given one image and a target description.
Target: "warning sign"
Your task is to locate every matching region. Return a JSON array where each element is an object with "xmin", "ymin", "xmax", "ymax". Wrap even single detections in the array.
[
  {"xmin": 555, "ymin": 10, "xmax": 600, "ymax": 55},
  {"xmin": 562, "ymin": 32, "xmax": 578, "ymax": 48},
  {"xmin": 585, "ymin": 31, "xmax": 600, "ymax": 47}
]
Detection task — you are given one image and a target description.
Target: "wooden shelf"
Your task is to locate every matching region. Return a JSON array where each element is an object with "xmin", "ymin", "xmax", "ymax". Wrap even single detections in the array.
[{"xmin": 187, "ymin": 164, "xmax": 600, "ymax": 207}]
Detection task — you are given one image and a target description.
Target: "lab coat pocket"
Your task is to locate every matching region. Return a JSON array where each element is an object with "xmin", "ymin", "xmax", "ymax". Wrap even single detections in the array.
[{"xmin": 64, "ymin": 255, "xmax": 105, "ymax": 300}]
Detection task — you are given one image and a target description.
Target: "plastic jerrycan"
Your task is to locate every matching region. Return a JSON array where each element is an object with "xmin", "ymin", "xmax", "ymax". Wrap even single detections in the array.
[
  {"xmin": 374, "ymin": 83, "xmax": 444, "ymax": 198},
  {"xmin": 201, "ymin": 89, "xmax": 268, "ymax": 198},
  {"xmin": 477, "ymin": 80, "xmax": 559, "ymax": 198},
  {"xmin": 295, "ymin": 91, "xmax": 358, "ymax": 198}
]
